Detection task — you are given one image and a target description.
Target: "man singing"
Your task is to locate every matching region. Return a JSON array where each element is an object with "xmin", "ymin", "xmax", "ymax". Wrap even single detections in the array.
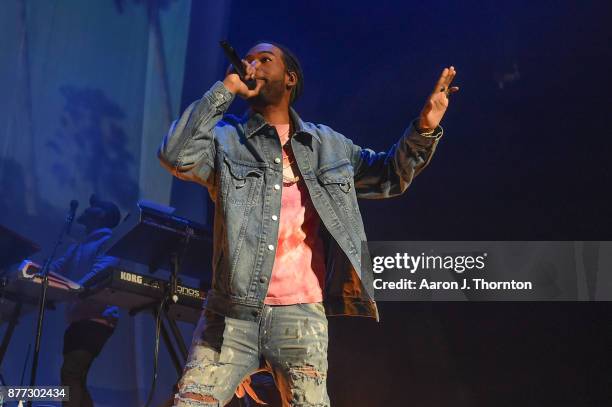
[{"xmin": 158, "ymin": 41, "xmax": 458, "ymax": 406}]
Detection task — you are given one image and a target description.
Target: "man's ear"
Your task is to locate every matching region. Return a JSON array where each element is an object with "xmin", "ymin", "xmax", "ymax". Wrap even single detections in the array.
[{"xmin": 286, "ymin": 71, "xmax": 297, "ymax": 90}]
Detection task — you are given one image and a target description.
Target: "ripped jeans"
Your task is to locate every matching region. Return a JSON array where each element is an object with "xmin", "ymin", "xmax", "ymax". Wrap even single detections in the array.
[{"xmin": 174, "ymin": 302, "xmax": 330, "ymax": 407}]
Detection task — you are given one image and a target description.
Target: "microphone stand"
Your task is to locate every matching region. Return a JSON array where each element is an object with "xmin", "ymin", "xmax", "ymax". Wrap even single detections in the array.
[{"xmin": 27, "ymin": 204, "xmax": 76, "ymax": 405}]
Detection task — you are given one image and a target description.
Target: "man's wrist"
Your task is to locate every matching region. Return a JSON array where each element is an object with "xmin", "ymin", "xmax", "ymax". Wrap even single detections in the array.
[
  {"xmin": 411, "ymin": 119, "xmax": 443, "ymax": 140},
  {"xmin": 416, "ymin": 118, "xmax": 437, "ymax": 135},
  {"xmin": 222, "ymin": 77, "xmax": 240, "ymax": 95},
  {"xmin": 207, "ymin": 81, "xmax": 235, "ymax": 109}
]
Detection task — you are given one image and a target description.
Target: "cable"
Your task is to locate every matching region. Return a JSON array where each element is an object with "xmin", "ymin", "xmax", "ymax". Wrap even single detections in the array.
[
  {"xmin": 20, "ymin": 344, "xmax": 31, "ymax": 385},
  {"xmin": 143, "ymin": 295, "xmax": 168, "ymax": 407}
]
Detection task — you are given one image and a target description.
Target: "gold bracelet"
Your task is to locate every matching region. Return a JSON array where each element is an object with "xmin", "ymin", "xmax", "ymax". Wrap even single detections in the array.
[{"xmin": 417, "ymin": 127, "xmax": 436, "ymax": 136}]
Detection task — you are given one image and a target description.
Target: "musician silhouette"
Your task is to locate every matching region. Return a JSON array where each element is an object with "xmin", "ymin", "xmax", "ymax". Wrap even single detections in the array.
[{"xmin": 49, "ymin": 194, "xmax": 121, "ymax": 407}]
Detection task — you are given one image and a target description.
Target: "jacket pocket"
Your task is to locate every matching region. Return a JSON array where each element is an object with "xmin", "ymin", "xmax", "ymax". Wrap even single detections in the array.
[
  {"xmin": 317, "ymin": 158, "xmax": 353, "ymax": 193},
  {"xmin": 317, "ymin": 159, "xmax": 365, "ymax": 240},
  {"xmin": 221, "ymin": 155, "xmax": 265, "ymax": 207}
]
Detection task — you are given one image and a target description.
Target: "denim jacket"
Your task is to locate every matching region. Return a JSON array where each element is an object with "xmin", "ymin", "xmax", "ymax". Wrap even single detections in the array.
[{"xmin": 158, "ymin": 81, "xmax": 443, "ymax": 322}]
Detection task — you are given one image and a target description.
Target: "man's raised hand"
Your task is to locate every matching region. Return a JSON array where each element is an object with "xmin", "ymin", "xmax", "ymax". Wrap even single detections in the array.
[
  {"xmin": 418, "ymin": 66, "xmax": 459, "ymax": 132},
  {"xmin": 222, "ymin": 59, "xmax": 264, "ymax": 99}
]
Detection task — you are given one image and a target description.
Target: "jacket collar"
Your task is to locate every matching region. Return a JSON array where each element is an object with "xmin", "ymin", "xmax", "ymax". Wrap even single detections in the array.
[{"xmin": 242, "ymin": 107, "xmax": 321, "ymax": 143}]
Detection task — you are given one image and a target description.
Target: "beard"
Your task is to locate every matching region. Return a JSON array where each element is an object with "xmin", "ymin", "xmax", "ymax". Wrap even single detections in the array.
[{"xmin": 248, "ymin": 78, "xmax": 285, "ymax": 107}]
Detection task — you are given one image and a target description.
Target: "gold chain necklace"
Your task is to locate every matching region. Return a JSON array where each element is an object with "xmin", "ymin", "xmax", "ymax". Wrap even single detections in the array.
[
  {"xmin": 283, "ymin": 174, "xmax": 300, "ymax": 184},
  {"xmin": 282, "ymin": 155, "xmax": 300, "ymax": 184},
  {"xmin": 274, "ymin": 124, "xmax": 300, "ymax": 184},
  {"xmin": 282, "ymin": 145, "xmax": 294, "ymax": 169}
]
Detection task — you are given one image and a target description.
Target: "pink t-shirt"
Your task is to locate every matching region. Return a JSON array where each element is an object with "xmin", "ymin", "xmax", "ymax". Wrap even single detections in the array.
[{"xmin": 264, "ymin": 124, "xmax": 326, "ymax": 305}]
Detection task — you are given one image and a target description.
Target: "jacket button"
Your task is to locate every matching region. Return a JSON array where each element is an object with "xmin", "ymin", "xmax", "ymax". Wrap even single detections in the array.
[
  {"xmin": 274, "ymin": 184, "xmax": 280, "ymax": 190},
  {"xmin": 260, "ymin": 276, "xmax": 268, "ymax": 283},
  {"xmin": 268, "ymin": 244, "xmax": 275, "ymax": 251},
  {"xmin": 274, "ymin": 157, "xmax": 281, "ymax": 164},
  {"xmin": 271, "ymin": 215, "xmax": 278, "ymax": 221}
]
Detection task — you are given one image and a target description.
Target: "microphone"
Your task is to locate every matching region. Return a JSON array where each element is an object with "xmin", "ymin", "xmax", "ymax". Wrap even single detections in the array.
[
  {"xmin": 219, "ymin": 40, "xmax": 257, "ymax": 90},
  {"xmin": 67, "ymin": 200, "xmax": 79, "ymax": 235}
]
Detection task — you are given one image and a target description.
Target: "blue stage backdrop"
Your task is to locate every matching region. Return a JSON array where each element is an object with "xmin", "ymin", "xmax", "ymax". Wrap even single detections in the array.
[{"xmin": 0, "ymin": 1, "xmax": 198, "ymax": 405}]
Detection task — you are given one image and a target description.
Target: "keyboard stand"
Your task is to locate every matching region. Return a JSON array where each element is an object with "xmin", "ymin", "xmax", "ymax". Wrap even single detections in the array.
[{"xmin": 105, "ymin": 202, "xmax": 212, "ymax": 379}]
